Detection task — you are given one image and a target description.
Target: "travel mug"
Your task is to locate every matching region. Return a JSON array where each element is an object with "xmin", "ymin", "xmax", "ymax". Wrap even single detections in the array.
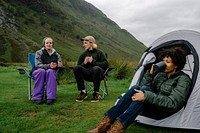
[{"xmin": 154, "ymin": 61, "xmax": 166, "ymax": 73}]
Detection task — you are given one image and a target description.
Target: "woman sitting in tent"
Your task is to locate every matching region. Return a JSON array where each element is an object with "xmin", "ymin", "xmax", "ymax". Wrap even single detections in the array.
[{"xmin": 87, "ymin": 47, "xmax": 191, "ymax": 133}]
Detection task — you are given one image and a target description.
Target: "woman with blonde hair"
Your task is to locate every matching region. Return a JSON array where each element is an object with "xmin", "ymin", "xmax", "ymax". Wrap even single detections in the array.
[{"xmin": 73, "ymin": 35, "xmax": 108, "ymax": 102}]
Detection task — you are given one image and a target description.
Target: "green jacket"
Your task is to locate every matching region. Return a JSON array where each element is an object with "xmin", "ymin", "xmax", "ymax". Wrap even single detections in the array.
[
  {"xmin": 141, "ymin": 70, "xmax": 191, "ymax": 112},
  {"xmin": 77, "ymin": 49, "xmax": 108, "ymax": 70}
]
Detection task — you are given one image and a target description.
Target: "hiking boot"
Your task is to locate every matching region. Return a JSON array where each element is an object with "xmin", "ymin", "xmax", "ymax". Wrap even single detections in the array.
[
  {"xmin": 91, "ymin": 92, "xmax": 99, "ymax": 102},
  {"xmin": 107, "ymin": 120, "xmax": 125, "ymax": 133},
  {"xmin": 34, "ymin": 100, "xmax": 42, "ymax": 105},
  {"xmin": 87, "ymin": 115, "xmax": 111, "ymax": 133},
  {"xmin": 46, "ymin": 99, "xmax": 55, "ymax": 105},
  {"xmin": 76, "ymin": 92, "xmax": 88, "ymax": 102}
]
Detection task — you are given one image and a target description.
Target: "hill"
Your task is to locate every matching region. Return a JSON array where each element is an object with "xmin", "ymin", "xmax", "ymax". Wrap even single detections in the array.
[{"xmin": 0, "ymin": 0, "xmax": 146, "ymax": 63}]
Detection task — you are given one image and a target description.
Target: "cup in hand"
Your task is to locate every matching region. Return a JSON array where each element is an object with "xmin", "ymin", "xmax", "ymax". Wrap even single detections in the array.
[{"xmin": 154, "ymin": 61, "xmax": 166, "ymax": 73}]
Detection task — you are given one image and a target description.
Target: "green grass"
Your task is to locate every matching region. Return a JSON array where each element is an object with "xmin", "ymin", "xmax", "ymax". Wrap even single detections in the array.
[{"xmin": 0, "ymin": 66, "xmax": 199, "ymax": 133}]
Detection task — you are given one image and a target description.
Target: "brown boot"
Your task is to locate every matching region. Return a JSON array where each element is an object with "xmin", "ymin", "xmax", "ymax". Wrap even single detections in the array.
[
  {"xmin": 107, "ymin": 120, "xmax": 125, "ymax": 133},
  {"xmin": 87, "ymin": 115, "xmax": 111, "ymax": 133}
]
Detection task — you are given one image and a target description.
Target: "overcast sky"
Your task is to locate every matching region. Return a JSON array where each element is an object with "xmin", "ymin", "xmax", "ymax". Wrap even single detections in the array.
[{"xmin": 84, "ymin": 0, "xmax": 200, "ymax": 46}]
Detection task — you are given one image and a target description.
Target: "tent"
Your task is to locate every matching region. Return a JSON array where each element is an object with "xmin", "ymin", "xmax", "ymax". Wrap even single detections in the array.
[{"xmin": 128, "ymin": 30, "xmax": 200, "ymax": 130}]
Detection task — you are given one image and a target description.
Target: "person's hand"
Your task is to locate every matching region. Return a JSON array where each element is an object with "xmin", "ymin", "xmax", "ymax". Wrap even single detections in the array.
[
  {"xmin": 84, "ymin": 57, "xmax": 89, "ymax": 64},
  {"xmin": 132, "ymin": 89, "xmax": 145, "ymax": 101},
  {"xmin": 88, "ymin": 56, "xmax": 93, "ymax": 63},
  {"xmin": 50, "ymin": 62, "xmax": 57, "ymax": 69},
  {"xmin": 57, "ymin": 62, "xmax": 62, "ymax": 67},
  {"xmin": 150, "ymin": 64, "xmax": 155, "ymax": 74},
  {"xmin": 84, "ymin": 56, "xmax": 93, "ymax": 64}
]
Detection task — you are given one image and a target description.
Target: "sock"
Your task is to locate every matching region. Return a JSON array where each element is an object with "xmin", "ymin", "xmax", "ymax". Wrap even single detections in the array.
[{"xmin": 81, "ymin": 90, "xmax": 86, "ymax": 93}]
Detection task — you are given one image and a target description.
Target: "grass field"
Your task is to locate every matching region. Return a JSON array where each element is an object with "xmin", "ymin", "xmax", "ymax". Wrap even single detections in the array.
[{"xmin": 0, "ymin": 66, "xmax": 199, "ymax": 133}]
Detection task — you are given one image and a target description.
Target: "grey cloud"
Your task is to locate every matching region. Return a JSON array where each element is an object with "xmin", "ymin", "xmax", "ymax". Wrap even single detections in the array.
[{"xmin": 85, "ymin": 0, "xmax": 200, "ymax": 46}]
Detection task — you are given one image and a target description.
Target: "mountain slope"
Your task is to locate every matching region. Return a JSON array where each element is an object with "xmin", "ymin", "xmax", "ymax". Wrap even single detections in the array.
[{"xmin": 0, "ymin": 0, "xmax": 146, "ymax": 63}]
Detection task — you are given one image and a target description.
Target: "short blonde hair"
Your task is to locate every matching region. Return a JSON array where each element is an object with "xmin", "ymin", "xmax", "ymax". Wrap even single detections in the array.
[
  {"xmin": 92, "ymin": 43, "xmax": 97, "ymax": 49},
  {"xmin": 81, "ymin": 36, "xmax": 95, "ymax": 44}
]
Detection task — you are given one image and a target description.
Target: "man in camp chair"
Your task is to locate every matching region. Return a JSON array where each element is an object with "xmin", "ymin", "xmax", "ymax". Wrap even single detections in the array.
[
  {"xmin": 73, "ymin": 35, "xmax": 109, "ymax": 103},
  {"xmin": 87, "ymin": 47, "xmax": 191, "ymax": 133},
  {"xmin": 32, "ymin": 37, "xmax": 62, "ymax": 105}
]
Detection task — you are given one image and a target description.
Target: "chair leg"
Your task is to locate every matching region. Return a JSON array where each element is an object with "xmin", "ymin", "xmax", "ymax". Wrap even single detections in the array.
[
  {"xmin": 85, "ymin": 78, "xmax": 109, "ymax": 100},
  {"xmin": 104, "ymin": 78, "xmax": 108, "ymax": 95},
  {"xmin": 28, "ymin": 77, "xmax": 32, "ymax": 100},
  {"xmin": 85, "ymin": 81, "xmax": 93, "ymax": 94}
]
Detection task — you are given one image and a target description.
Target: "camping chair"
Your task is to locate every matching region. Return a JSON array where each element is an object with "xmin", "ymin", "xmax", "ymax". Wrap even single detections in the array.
[
  {"xmin": 69, "ymin": 66, "xmax": 113, "ymax": 99},
  {"xmin": 17, "ymin": 53, "xmax": 64, "ymax": 100},
  {"xmin": 85, "ymin": 67, "xmax": 113, "ymax": 99},
  {"xmin": 17, "ymin": 53, "xmax": 35, "ymax": 100}
]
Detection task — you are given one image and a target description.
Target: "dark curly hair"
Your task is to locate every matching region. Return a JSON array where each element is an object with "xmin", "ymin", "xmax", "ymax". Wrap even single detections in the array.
[{"xmin": 158, "ymin": 47, "xmax": 187, "ymax": 71}]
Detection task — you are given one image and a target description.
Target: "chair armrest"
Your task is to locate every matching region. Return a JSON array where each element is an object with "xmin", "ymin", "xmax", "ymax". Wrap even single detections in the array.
[
  {"xmin": 103, "ymin": 67, "xmax": 114, "ymax": 77},
  {"xmin": 17, "ymin": 68, "xmax": 32, "ymax": 75},
  {"xmin": 17, "ymin": 68, "xmax": 26, "ymax": 74},
  {"xmin": 56, "ymin": 66, "xmax": 66, "ymax": 73},
  {"xmin": 68, "ymin": 66, "xmax": 74, "ymax": 70}
]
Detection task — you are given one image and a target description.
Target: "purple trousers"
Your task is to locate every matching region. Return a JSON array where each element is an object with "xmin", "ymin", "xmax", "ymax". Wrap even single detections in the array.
[{"xmin": 32, "ymin": 68, "xmax": 57, "ymax": 101}]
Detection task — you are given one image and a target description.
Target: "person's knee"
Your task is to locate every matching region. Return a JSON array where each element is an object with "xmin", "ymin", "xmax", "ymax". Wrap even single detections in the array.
[
  {"xmin": 127, "ymin": 85, "xmax": 140, "ymax": 94},
  {"xmin": 37, "ymin": 68, "xmax": 46, "ymax": 75},
  {"xmin": 32, "ymin": 68, "xmax": 45, "ymax": 78},
  {"xmin": 130, "ymin": 85, "xmax": 140, "ymax": 90},
  {"xmin": 73, "ymin": 65, "xmax": 82, "ymax": 73},
  {"xmin": 93, "ymin": 66, "xmax": 102, "ymax": 74},
  {"xmin": 46, "ymin": 69, "xmax": 56, "ymax": 74},
  {"xmin": 140, "ymin": 86, "xmax": 150, "ymax": 92}
]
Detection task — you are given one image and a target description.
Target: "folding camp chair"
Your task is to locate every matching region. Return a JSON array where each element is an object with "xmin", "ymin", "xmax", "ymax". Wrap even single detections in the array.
[
  {"xmin": 17, "ymin": 53, "xmax": 35, "ymax": 100},
  {"xmin": 17, "ymin": 53, "xmax": 64, "ymax": 100},
  {"xmin": 69, "ymin": 64, "xmax": 113, "ymax": 99},
  {"xmin": 85, "ymin": 67, "xmax": 113, "ymax": 99}
]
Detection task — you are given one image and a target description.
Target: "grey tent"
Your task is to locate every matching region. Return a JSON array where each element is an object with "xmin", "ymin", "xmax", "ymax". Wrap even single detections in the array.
[{"xmin": 126, "ymin": 30, "xmax": 200, "ymax": 130}]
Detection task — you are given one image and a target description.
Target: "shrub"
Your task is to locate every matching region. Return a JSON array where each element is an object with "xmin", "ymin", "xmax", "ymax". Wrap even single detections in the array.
[
  {"xmin": 109, "ymin": 59, "xmax": 137, "ymax": 80},
  {"xmin": 56, "ymin": 60, "xmax": 76, "ymax": 84},
  {"xmin": 0, "ymin": 62, "xmax": 9, "ymax": 67}
]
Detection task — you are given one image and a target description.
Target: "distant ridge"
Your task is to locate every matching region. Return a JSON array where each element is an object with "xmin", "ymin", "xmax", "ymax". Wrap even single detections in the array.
[{"xmin": 0, "ymin": 0, "xmax": 146, "ymax": 63}]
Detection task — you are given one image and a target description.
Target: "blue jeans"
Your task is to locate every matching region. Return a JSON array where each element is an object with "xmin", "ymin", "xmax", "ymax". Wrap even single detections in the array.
[{"xmin": 105, "ymin": 85, "xmax": 153, "ymax": 129}]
